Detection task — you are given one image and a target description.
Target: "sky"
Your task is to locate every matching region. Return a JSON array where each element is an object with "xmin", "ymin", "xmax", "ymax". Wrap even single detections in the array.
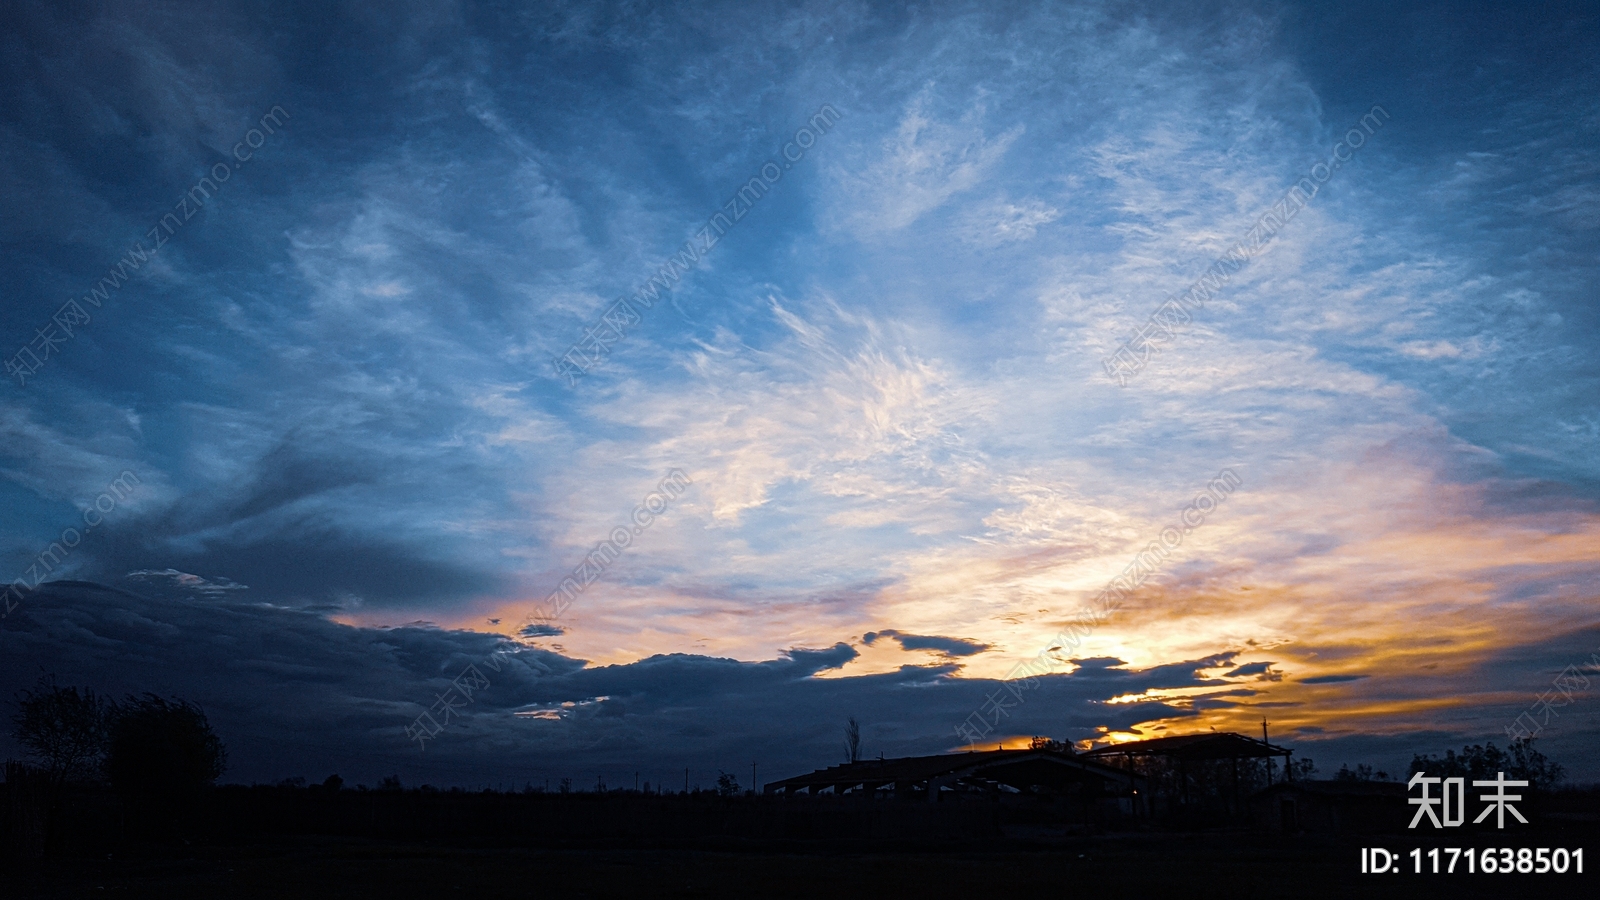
[{"xmin": 2, "ymin": 0, "xmax": 1598, "ymax": 790}]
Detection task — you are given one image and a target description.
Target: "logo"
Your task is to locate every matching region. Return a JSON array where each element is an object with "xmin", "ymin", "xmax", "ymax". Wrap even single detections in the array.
[{"xmin": 1408, "ymin": 771, "xmax": 1528, "ymax": 829}]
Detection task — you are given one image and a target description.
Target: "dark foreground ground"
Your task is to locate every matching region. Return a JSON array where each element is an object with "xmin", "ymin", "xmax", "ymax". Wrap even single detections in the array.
[
  {"xmin": 2, "ymin": 830, "xmax": 1595, "ymax": 900},
  {"xmin": 4, "ymin": 785, "xmax": 1596, "ymax": 898}
]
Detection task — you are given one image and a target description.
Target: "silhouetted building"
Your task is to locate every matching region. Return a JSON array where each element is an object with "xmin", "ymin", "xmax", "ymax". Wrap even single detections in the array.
[
  {"xmin": 1251, "ymin": 780, "xmax": 1407, "ymax": 833},
  {"xmin": 765, "ymin": 748, "xmax": 1143, "ymax": 812},
  {"xmin": 1082, "ymin": 732, "xmax": 1295, "ymax": 819},
  {"xmin": 1082, "ymin": 731, "xmax": 1293, "ymax": 769}
]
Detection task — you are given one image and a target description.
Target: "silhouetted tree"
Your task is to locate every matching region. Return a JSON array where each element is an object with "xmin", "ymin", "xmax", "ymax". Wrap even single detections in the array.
[
  {"xmin": 9, "ymin": 676, "xmax": 111, "ymax": 791},
  {"xmin": 1029, "ymin": 736, "xmax": 1071, "ymax": 753},
  {"xmin": 1508, "ymin": 737, "xmax": 1565, "ymax": 789},
  {"xmin": 715, "ymin": 770, "xmax": 740, "ymax": 797},
  {"xmin": 1408, "ymin": 738, "xmax": 1564, "ymax": 791},
  {"xmin": 1335, "ymin": 763, "xmax": 1391, "ymax": 782},
  {"xmin": 843, "ymin": 716, "xmax": 862, "ymax": 764},
  {"xmin": 321, "ymin": 773, "xmax": 344, "ymax": 791},
  {"xmin": 104, "ymin": 694, "xmax": 227, "ymax": 809}
]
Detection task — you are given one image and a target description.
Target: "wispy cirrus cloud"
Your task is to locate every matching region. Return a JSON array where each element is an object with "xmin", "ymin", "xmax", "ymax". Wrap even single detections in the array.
[{"xmin": 2, "ymin": 1, "xmax": 1598, "ymax": 781}]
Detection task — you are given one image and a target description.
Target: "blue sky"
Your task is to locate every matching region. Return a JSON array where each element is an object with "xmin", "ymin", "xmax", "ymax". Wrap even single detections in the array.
[{"xmin": 2, "ymin": 0, "xmax": 1598, "ymax": 787}]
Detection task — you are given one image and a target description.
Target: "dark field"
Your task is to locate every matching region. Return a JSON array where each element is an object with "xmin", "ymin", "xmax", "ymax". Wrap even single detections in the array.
[
  {"xmin": 4, "ymin": 827, "xmax": 1596, "ymax": 899},
  {"xmin": 4, "ymin": 785, "xmax": 1596, "ymax": 898}
]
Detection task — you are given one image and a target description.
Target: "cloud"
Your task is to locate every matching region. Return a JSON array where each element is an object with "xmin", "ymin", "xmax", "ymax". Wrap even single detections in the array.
[
  {"xmin": 959, "ymin": 197, "xmax": 1061, "ymax": 247},
  {"xmin": 827, "ymin": 89, "xmax": 1023, "ymax": 237},
  {"xmin": 124, "ymin": 569, "xmax": 248, "ymax": 600},
  {"xmin": 2, "ymin": 0, "xmax": 1599, "ymax": 785},
  {"xmin": 776, "ymin": 643, "xmax": 860, "ymax": 673},
  {"xmin": 862, "ymin": 629, "xmax": 990, "ymax": 658},
  {"xmin": 1223, "ymin": 661, "xmax": 1283, "ymax": 682},
  {"xmin": 0, "ymin": 581, "xmax": 1250, "ymax": 786}
]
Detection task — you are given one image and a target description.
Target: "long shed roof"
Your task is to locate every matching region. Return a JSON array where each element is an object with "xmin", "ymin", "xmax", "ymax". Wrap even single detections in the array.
[
  {"xmin": 765, "ymin": 748, "xmax": 1142, "ymax": 795},
  {"xmin": 1081, "ymin": 732, "xmax": 1291, "ymax": 761}
]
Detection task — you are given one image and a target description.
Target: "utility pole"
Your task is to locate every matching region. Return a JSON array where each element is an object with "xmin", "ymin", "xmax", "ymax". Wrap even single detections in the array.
[
  {"xmin": 751, "ymin": 761, "xmax": 757, "ymax": 795},
  {"xmin": 1263, "ymin": 717, "xmax": 1274, "ymax": 784},
  {"xmin": 684, "ymin": 767, "xmax": 689, "ymax": 794}
]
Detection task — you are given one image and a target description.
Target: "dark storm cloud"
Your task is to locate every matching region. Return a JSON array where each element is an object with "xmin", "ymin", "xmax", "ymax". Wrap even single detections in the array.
[
  {"xmin": 195, "ymin": 441, "xmax": 375, "ymax": 528},
  {"xmin": 1062, "ymin": 655, "xmax": 1240, "ymax": 690},
  {"xmin": 0, "ymin": 581, "xmax": 1221, "ymax": 788},
  {"xmin": 861, "ymin": 629, "xmax": 991, "ymax": 657},
  {"xmin": 9, "ymin": 581, "xmax": 1595, "ymax": 788},
  {"xmin": 19, "ymin": 435, "xmax": 513, "ymax": 609},
  {"xmin": 1224, "ymin": 661, "xmax": 1282, "ymax": 681},
  {"xmin": 104, "ymin": 527, "xmax": 504, "ymax": 608}
]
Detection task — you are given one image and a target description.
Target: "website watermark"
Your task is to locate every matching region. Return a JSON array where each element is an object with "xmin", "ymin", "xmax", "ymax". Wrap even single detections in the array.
[
  {"xmin": 1, "ymin": 469, "xmax": 141, "ymax": 620},
  {"xmin": 7, "ymin": 105, "xmax": 290, "ymax": 387},
  {"xmin": 553, "ymin": 106, "xmax": 841, "ymax": 386},
  {"xmin": 403, "ymin": 469, "xmax": 692, "ymax": 750},
  {"xmin": 1373, "ymin": 774, "xmax": 1586, "ymax": 872},
  {"xmin": 954, "ymin": 469, "xmax": 1241, "ymax": 745},
  {"xmin": 1408, "ymin": 771, "xmax": 1528, "ymax": 829},
  {"xmin": 1104, "ymin": 105, "xmax": 1389, "ymax": 386},
  {"xmin": 1503, "ymin": 646, "xmax": 1599, "ymax": 743},
  {"xmin": 523, "ymin": 469, "xmax": 692, "ymax": 626}
]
